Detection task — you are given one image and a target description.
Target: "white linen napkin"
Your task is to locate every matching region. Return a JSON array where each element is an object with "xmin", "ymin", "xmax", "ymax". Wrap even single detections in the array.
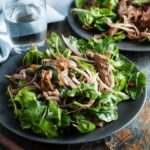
[
  {"xmin": 46, "ymin": 0, "xmax": 73, "ymax": 23},
  {"xmin": 0, "ymin": 0, "xmax": 73, "ymax": 63},
  {"xmin": 0, "ymin": 38, "xmax": 11, "ymax": 63}
]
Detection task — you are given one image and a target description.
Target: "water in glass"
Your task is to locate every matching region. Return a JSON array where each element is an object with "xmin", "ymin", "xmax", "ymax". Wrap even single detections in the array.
[{"xmin": 4, "ymin": 1, "xmax": 47, "ymax": 48}]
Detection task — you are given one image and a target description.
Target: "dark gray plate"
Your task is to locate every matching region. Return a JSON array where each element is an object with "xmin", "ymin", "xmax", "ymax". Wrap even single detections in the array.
[
  {"xmin": 0, "ymin": 52, "xmax": 147, "ymax": 144},
  {"xmin": 68, "ymin": 2, "xmax": 150, "ymax": 51}
]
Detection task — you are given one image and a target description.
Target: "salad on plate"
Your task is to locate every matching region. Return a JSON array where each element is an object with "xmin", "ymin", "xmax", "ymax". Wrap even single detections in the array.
[
  {"xmin": 73, "ymin": 0, "xmax": 150, "ymax": 42},
  {"xmin": 6, "ymin": 33, "xmax": 146, "ymax": 138}
]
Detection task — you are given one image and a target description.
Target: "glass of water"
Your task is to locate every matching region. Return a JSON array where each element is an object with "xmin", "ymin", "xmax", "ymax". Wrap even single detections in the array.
[{"xmin": 3, "ymin": 0, "xmax": 47, "ymax": 52}]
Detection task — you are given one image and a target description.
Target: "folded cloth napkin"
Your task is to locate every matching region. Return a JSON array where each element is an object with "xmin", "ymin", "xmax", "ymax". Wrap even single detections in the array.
[
  {"xmin": 0, "ymin": 0, "xmax": 73, "ymax": 63},
  {"xmin": 0, "ymin": 38, "xmax": 11, "ymax": 63},
  {"xmin": 46, "ymin": 0, "xmax": 73, "ymax": 23}
]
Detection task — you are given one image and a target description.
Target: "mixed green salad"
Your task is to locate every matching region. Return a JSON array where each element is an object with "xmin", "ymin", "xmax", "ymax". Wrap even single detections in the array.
[
  {"xmin": 73, "ymin": 0, "xmax": 150, "ymax": 42},
  {"xmin": 6, "ymin": 33, "xmax": 146, "ymax": 138}
]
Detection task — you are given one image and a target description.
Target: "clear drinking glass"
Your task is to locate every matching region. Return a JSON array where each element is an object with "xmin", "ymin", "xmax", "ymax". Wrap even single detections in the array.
[{"xmin": 3, "ymin": 0, "xmax": 47, "ymax": 52}]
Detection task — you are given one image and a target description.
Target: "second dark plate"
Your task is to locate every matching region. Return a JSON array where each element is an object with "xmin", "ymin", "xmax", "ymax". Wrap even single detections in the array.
[{"xmin": 67, "ymin": 2, "xmax": 150, "ymax": 52}]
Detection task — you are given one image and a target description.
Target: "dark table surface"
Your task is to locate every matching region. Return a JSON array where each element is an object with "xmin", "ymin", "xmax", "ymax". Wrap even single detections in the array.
[{"xmin": 0, "ymin": 20, "xmax": 150, "ymax": 150}]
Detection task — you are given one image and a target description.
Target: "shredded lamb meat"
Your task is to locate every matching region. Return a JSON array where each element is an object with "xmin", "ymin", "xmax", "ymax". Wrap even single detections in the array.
[
  {"xmin": 107, "ymin": 0, "xmax": 150, "ymax": 41},
  {"xmin": 137, "ymin": 8, "xmax": 150, "ymax": 29},
  {"xmin": 94, "ymin": 54, "xmax": 115, "ymax": 88},
  {"xmin": 41, "ymin": 70, "xmax": 54, "ymax": 91},
  {"xmin": 86, "ymin": 51, "xmax": 115, "ymax": 89}
]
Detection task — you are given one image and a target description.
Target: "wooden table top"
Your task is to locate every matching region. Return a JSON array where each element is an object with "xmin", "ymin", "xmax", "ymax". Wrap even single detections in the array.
[{"xmin": 0, "ymin": 21, "xmax": 150, "ymax": 150}]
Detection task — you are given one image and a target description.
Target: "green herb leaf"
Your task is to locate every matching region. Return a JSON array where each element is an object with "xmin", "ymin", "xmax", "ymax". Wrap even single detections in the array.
[
  {"xmin": 75, "ymin": 0, "xmax": 87, "ymax": 8},
  {"xmin": 38, "ymin": 118, "xmax": 58, "ymax": 138},
  {"xmin": 46, "ymin": 101, "xmax": 62, "ymax": 127},
  {"xmin": 75, "ymin": 7, "xmax": 116, "ymax": 31},
  {"xmin": 132, "ymin": 0, "xmax": 150, "ymax": 6},
  {"xmin": 128, "ymin": 72, "xmax": 146, "ymax": 99},
  {"xmin": 14, "ymin": 86, "xmax": 36, "ymax": 108},
  {"xmin": 23, "ymin": 47, "xmax": 43, "ymax": 66},
  {"xmin": 61, "ymin": 83, "xmax": 100, "ymax": 100},
  {"xmin": 47, "ymin": 32, "xmax": 63, "ymax": 50}
]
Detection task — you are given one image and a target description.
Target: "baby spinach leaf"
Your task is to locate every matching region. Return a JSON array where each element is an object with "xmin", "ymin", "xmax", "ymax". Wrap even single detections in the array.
[
  {"xmin": 101, "ymin": 0, "xmax": 119, "ymax": 10},
  {"xmin": 72, "ymin": 111, "xmax": 90, "ymax": 122},
  {"xmin": 75, "ymin": 120, "xmax": 96, "ymax": 133},
  {"xmin": 95, "ymin": 109, "xmax": 118, "ymax": 122}
]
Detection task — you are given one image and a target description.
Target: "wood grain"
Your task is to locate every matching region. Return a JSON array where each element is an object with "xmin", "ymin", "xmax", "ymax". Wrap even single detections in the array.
[{"xmin": 0, "ymin": 133, "xmax": 23, "ymax": 150}]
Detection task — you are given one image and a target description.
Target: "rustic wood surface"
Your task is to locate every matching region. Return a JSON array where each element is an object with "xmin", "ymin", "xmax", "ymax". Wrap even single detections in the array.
[{"xmin": 0, "ymin": 21, "xmax": 150, "ymax": 150}]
